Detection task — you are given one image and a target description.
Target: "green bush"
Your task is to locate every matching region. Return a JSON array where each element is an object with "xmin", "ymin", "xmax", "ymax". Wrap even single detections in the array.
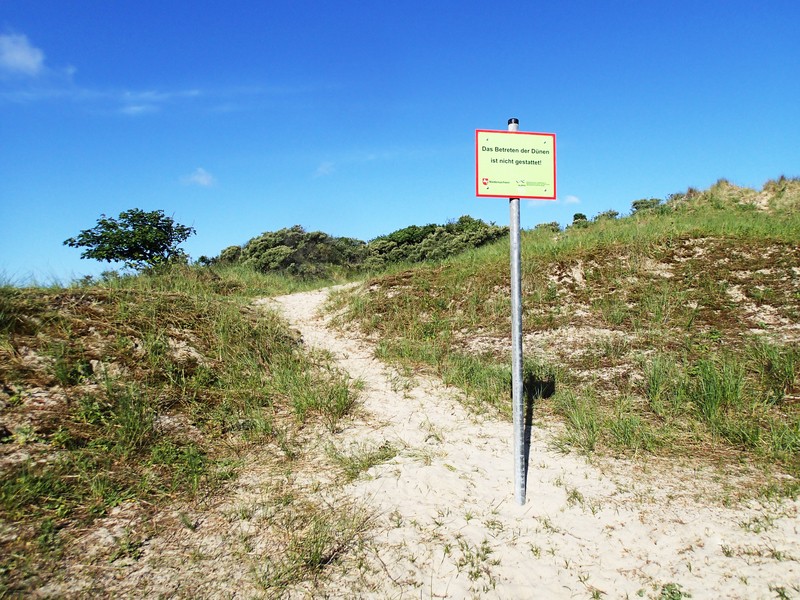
[
  {"xmin": 534, "ymin": 221, "xmax": 561, "ymax": 232},
  {"xmin": 594, "ymin": 210, "xmax": 619, "ymax": 221},
  {"xmin": 236, "ymin": 226, "xmax": 367, "ymax": 277},
  {"xmin": 213, "ymin": 216, "xmax": 508, "ymax": 276},
  {"xmin": 631, "ymin": 198, "xmax": 661, "ymax": 213}
]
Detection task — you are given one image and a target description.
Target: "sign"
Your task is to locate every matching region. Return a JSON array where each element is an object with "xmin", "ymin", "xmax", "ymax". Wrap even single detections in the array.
[{"xmin": 475, "ymin": 130, "xmax": 556, "ymax": 199}]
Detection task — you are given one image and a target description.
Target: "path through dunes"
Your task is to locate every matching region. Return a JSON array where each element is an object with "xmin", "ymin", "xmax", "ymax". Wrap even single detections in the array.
[{"xmin": 268, "ymin": 286, "xmax": 800, "ymax": 599}]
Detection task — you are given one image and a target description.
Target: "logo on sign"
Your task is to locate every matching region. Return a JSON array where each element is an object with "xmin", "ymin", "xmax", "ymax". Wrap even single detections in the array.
[{"xmin": 482, "ymin": 178, "xmax": 489, "ymax": 186}]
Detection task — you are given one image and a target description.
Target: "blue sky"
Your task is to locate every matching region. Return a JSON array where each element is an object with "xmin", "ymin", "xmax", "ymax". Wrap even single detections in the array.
[{"xmin": 2, "ymin": 1, "xmax": 799, "ymax": 282}]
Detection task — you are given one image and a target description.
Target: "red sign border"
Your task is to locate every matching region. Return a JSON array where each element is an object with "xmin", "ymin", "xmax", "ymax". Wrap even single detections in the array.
[{"xmin": 475, "ymin": 129, "xmax": 557, "ymax": 200}]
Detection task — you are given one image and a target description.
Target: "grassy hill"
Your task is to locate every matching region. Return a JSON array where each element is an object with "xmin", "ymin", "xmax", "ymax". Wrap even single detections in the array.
[
  {"xmin": 333, "ymin": 176, "xmax": 800, "ymax": 497},
  {"xmin": 1, "ymin": 175, "xmax": 798, "ymax": 594},
  {"xmin": 0, "ymin": 272, "xmax": 360, "ymax": 594}
]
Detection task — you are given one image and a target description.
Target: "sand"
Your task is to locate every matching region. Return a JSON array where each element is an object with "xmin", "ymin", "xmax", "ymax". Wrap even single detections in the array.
[{"xmin": 268, "ymin": 286, "xmax": 800, "ymax": 599}]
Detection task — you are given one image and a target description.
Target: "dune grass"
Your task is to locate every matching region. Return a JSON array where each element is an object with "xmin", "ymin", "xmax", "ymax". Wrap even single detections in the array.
[
  {"xmin": 0, "ymin": 268, "xmax": 361, "ymax": 594},
  {"xmin": 333, "ymin": 178, "xmax": 800, "ymax": 497}
]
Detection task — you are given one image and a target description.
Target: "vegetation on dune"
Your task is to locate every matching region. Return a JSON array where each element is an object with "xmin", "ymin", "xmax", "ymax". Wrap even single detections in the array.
[
  {"xmin": 0, "ymin": 274, "xmax": 358, "ymax": 594},
  {"xmin": 214, "ymin": 225, "xmax": 367, "ymax": 278},
  {"xmin": 364, "ymin": 215, "xmax": 508, "ymax": 267},
  {"xmin": 334, "ymin": 177, "xmax": 800, "ymax": 498},
  {"xmin": 209, "ymin": 215, "xmax": 508, "ymax": 277}
]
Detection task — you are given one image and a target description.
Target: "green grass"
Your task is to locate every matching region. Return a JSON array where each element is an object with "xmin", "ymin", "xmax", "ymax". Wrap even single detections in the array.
[
  {"xmin": 643, "ymin": 353, "xmax": 684, "ymax": 418},
  {"xmin": 608, "ymin": 396, "xmax": 660, "ymax": 453},
  {"xmin": 97, "ymin": 262, "xmax": 356, "ymax": 298},
  {"xmin": 749, "ymin": 338, "xmax": 799, "ymax": 403},
  {"xmin": 689, "ymin": 358, "xmax": 745, "ymax": 425},
  {"xmin": 554, "ymin": 390, "xmax": 601, "ymax": 452},
  {"xmin": 327, "ymin": 441, "xmax": 398, "ymax": 482},
  {"xmin": 254, "ymin": 493, "xmax": 372, "ymax": 595}
]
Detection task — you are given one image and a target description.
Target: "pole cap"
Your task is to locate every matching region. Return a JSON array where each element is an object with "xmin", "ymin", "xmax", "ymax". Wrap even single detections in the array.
[{"xmin": 508, "ymin": 118, "xmax": 519, "ymax": 125}]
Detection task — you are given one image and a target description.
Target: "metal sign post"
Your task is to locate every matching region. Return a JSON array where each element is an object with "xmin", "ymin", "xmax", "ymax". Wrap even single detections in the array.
[
  {"xmin": 475, "ymin": 118, "xmax": 557, "ymax": 505},
  {"xmin": 507, "ymin": 118, "xmax": 526, "ymax": 506}
]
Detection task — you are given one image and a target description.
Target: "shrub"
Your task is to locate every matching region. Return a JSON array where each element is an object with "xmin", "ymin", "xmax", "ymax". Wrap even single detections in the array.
[
  {"xmin": 631, "ymin": 198, "xmax": 661, "ymax": 213},
  {"xmin": 594, "ymin": 210, "xmax": 619, "ymax": 221},
  {"xmin": 534, "ymin": 221, "xmax": 561, "ymax": 232},
  {"xmin": 235, "ymin": 226, "xmax": 367, "ymax": 277},
  {"xmin": 367, "ymin": 216, "xmax": 507, "ymax": 266},
  {"xmin": 215, "ymin": 216, "xmax": 508, "ymax": 275}
]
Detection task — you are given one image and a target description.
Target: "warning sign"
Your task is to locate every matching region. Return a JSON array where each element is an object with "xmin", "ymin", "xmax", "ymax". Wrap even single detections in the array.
[{"xmin": 476, "ymin": 130, "xmax": 556, "ymax": 199}]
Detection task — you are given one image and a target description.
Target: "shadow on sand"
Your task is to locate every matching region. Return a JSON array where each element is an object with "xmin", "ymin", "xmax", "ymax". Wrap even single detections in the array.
[{"xmin": 522, "ymin": 372, "xmax": 555, "ymax": 485}]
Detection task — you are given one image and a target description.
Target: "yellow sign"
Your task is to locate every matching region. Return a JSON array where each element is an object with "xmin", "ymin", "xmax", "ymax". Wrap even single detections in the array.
[{"xmin": 476, "ymin": 130, "xmax": 556, "ymax": 199}]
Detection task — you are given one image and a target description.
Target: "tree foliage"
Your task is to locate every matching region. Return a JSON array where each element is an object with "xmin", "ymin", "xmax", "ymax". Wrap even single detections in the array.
[
  {"xmin": 570, "ymin": 213, "xmax": 589, "ymax": 229},
  {"xmin": 64, "ymin": 209, "xmax": 196, "ymax": 271}
]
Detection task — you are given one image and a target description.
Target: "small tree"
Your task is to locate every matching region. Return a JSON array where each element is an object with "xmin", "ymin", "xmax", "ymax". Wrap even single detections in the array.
[
  {"xmin": 64, "ymin": 209, "xmax": 196, "ymax": 271},
  {"xmin": 570, "ymin": 213, "xmax": 589, "ymax": 229}
]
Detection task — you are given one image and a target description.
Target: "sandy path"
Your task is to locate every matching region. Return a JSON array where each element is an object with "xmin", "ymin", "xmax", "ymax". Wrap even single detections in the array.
[{"xmin": 269, "ymin": 286, "xmax": 800, "ymax": 600}]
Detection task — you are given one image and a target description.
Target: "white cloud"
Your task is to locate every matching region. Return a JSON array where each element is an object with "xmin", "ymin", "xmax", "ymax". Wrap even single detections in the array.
[
  {"xmin": 119, "ymin": 104, "xmax": 158, "ymax": 116},
  {"xmin": 117, "ymin": 90, "xmax": 202, "ymax": 116},
  {"xmin": 564, "ymin": 195, "xmax": 581, "ymax": 204},
  {"xmin": 182, "ymin": 167, "xmax": 216, "ymax": 187},
  {"xmin": 313, "ymin": 161, "xmax": 335, "ymax": 178},
  {"xmin": 0, "ymin": 33, "xmax": 45, "ymax": 76},
  {"xmin": 0, "ymin": 64, "xmax": 326, "ymax": 117},
  {"xmin": 123, "ymin": 89, "xmax": 202, "ymax": 103}
]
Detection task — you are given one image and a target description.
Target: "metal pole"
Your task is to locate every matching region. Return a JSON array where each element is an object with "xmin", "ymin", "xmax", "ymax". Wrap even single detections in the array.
[{"xmin": 508, "ymin": 117, "xmax": 526, "ymax": 505}]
